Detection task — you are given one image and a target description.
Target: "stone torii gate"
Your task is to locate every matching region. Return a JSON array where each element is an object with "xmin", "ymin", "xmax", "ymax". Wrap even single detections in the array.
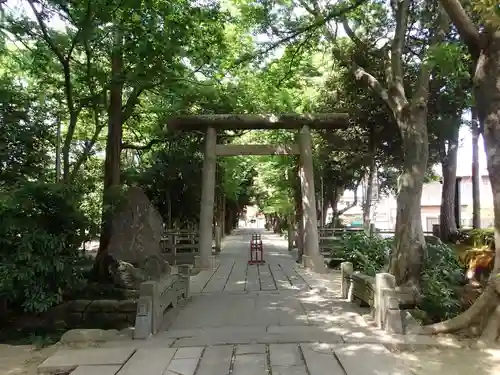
[{"xmin": 168, "ymin": 113, "xmax": 349, "ymax": 273}]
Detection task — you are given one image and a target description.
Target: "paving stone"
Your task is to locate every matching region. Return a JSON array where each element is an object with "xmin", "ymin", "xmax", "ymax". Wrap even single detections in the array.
[
  {"xmin": 117, "ymin": 348, "xmax": 176, "ymax": 375},
  {"xmin": 334, "ymin": 344, "xmax": 413, "ymax": 375},
  {"xmin": 164, "ymin": 358, "xmax": 199, "ymax": 375},
  {"xmin": 174, "ymin": 347, "xmax": 204, "ymax": 359},
  {"xmin": 38, "ymin": 348, "xmax": 135, "ymax": 374},
  {"xmin": 269, "ymin": 344, "xmax": 303, "ymax": 366},
  {"xmin": 100, "ymin": 338, "xmax": 175, "ymax": 349},
  {"xmin": 70, "ymin": 365, "xmax": 121, "ymax": 375},
  {"xmin": 195, "ymin": 346, "xmax": 233, "ymax": 375},
  {"xmin": 271, "ymin": 365, "xmax": 308, "ymax": 375},
  {"xmin": 232, "ymin": 354, "xmax": 267, "ymax": 375},
  {"xmin": 236, "ymin": 344, "xmax": 266, "ymax": 355},
  {"xmin": 300, "ymin": 343, "xmax": 344, "ymax": 375}
]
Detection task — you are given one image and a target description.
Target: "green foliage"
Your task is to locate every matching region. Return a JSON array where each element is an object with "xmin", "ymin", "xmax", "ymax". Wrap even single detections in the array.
[
  {"xmin": 458, "ymin": 228, "xmax": 495, "ymax": 248},
  {"xmin": 124, "ymin": 134, "xmax": 205, "ymax": 225},
  {"xmin": 335, "ymin": 232, "xmax": 390, "ymax": 276},
  {"xmin": 0, "ymin": 76, "xmax": 54, "ymax": 186},
  {"xmin": 334, "ymin": 234, "xmax": 464, "ymax": 323},
  {"xmin": 419, "ymin": 243, "xmax": 465, "ymax": 322},
  {"xmin": 0, "ymin": 182, "xmax": 88, "ymax": 313}
]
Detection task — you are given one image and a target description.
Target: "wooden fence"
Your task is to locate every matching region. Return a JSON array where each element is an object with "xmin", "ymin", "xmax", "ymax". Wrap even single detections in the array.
[
  {"xmin": 160, "ymin": 230, "xmax": 200, "ymax": 265},
  {"xmin": 316, "ymin": 227, "xmax": 433, "ymax": 256}
]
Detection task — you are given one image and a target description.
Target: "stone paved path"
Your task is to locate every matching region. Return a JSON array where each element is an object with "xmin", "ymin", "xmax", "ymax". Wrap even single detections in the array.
[{"xmin": 37, "ymin": 229, "xmax": 500, "ymax": 375}]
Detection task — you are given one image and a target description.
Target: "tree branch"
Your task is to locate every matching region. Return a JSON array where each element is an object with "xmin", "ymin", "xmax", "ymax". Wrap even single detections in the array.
[
  {"xmin": 391, "ymin": 0, "xmax": 410, "ymax": 104},
  {"xmin": 233, "ymin": 0, "xmax": 369, "ymax": 67},
  {"xmin": 66, "ymin": 0, "xmax": 92, "ymax": 62},
  {"xmin": 121, "ymin": 138, "xmax": 164, "ymax": 151},
  {"xmin": 27, "ymin": 0, "xmax": 65, "ymax": 64},
  {"xmin": 351, "ymin": 65, "xmax": 394, "ymax": 112},
  {"xmin": 69, "ymin": 121, "xmax": 106, "ymax": 181},
  {"xmin": 411, "ymin": 5, "xmax": 449, "ymax": 109},
  {"xmin": 439, "ymin": 0, "xmax": 480, "ymax": 57},
  {"xmin": 299, "ymin": 2, "xmax": 395, "ymax": 113},
  {"xmin": 341, "ymin": 18, "xmax": 380, "ymax": 56},
  {"xmin": 337, "ymin": 181, "xmax": 361, "ymax": 216},
  {"xmin": 122, "ymin": 86, "xmax": 144, "ymax": 123}
]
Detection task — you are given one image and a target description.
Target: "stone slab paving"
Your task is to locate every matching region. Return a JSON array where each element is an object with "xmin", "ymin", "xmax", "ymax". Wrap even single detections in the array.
[
  {"xmin": 38, "ymin": 347, "xmax": 135, "ymax": 374},
  {"xmin": 39, "ymin": 343, "xmax": 500, "ymax": 375},
  {"xmin": 70, "ymin": 365, "xmax": 122, "ymax": 375},
  {"xmin": 38, "ymin": 229, "xmax": 497, "ymax": 375}
]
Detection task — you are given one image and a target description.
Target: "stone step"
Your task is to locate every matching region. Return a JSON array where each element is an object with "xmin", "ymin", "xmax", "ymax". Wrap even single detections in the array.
[{"xmin": 39, "ymin": 343, "xmax": 415, "ymax": 375}]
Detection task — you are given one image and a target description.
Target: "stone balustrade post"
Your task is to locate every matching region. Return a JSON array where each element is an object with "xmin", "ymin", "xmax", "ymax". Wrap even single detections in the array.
[
  {"xmin": 340, "ymin": 261, "xmax": 353, "ymax": 299},
  {"xmin": 374, "ymin": 273, "xmax": 396, "ymax": 329}
]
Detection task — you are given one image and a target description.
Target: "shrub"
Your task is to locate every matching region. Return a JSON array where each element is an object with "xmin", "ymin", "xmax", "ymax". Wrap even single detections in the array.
[
  {"xmin": 0, "ymin": 182, "xmax": 88, "ymax": 312},
  {"xmin": 335, "ymin": 232, "xmax": 391, "ymax": 276},
  {"xmin": 335, "ymin": 232, "xmax": 464, "ymax": 323},
  {"xmin": 458, "ymin": 228, "xmax": 494, "ymax": 248},
  {"xmin": 419, "ymin": 242, "xmax": 464, "ymax": 322}
]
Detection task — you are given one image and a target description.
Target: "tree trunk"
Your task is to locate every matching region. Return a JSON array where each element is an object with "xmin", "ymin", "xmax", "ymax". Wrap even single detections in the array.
[
  {"xmin": 471, "ymin": 106, "xmax": 481, "ymax": 229},
  {"xmin": 420, "ymin": 31, "xmax": 500, "ymax": 341},
  {"xmin": 440, "ymin": 121, "xmax": 459, "ymax": 242},
  {"xmin": 322, "ymin": 194, "xmax": 329, "ymax": 227},
  {"xmin": 363, "ymin": 132, "xmax": 376, "ymax": 232},
  {"xmin": 95, "ymin": 30, "xmax": 124, "ymax": 271},
  {"xmin": 55, "ymin": 119, "xmax": 61, "ymax": 182},
  {"xmin": 477, "ymin": 32, "xmax": 500, "ymax": 275},
  {"xmin": 389, "ymin": 110, "xmax": 428, "ymax": 289},
  {"xmin": 363, "ymin": 164, "xmax": 375, "ymax": 232},
  {"xmin": 328, "ymin": 187, "xmax": 341, "ymax": 226}
]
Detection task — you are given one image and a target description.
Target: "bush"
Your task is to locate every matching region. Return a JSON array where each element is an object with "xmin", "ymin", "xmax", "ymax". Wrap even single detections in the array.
[
  {"xmin": 0, "ymin": 182, "xmax": 88, "ymax": 312},
  {"xmin": 335, "ymin": 232, "xmax": 391, "ymax": 276},
  {"xmin": 458, "ymin": 228, "xmax": 494, "ymax": 248},
  {"xmin": 419, "ymin": 242, "xmax": 464, "ymax": 322},
  {"xmin": 335, "ymin": 232, "xmax": 464, "ymax": 323}
]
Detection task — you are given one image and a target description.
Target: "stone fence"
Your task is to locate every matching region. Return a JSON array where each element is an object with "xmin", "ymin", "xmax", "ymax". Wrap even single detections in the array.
[
  {"xmin": 340, "ymin": 261, "xmax": 421, "ymax": 334},
  {"xmin": 134, "ymin": 264, "xmax": 190, "ymax": 339},
  {"xmin": 45, "ymin": 299, "xmax": 138, "ymax": 329}
]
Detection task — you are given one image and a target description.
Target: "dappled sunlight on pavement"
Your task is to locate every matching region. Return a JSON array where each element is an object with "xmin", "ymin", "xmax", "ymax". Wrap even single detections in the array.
[{"xmin": 36, "ymin": 228, "xmax": 500, "ymax": 375}]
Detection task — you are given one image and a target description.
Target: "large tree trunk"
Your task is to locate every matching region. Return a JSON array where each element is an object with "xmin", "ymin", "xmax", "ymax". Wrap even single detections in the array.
[
  {"xmin": 94, "ymin": 31, "xmax": 124, "ymax": 276},
  {"xmin": 389, "ymin": 111, "xmax": 428, "ymax": 288},
  {"xmin": 440, "ymin": 121, "xmax": 459, "ymax": 241},
  {"xmin": 420, "ymin": 30, "xmax": 500, "ymax": 342},
  {"xmin": 477, "ymin": 31, "xmax": 500, "ymax": 273},
  {"xmin": 471, "ymin": 107, "xmax": 481, "ymax": 228}
]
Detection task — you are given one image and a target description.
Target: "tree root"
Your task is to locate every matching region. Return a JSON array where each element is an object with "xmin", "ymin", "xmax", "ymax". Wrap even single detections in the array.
[
  {"xmin": 477, "ymin": 305, "xmax": 500, "ymax": 346},
  {"xmin": 417, "ymin": 273, "xmax": 500, "ymax": 343}
]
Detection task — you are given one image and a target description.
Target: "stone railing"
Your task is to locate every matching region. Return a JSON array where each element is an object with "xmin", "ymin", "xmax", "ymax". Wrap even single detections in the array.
[
  {"xmin": 340, "ymin": 262, "xmax": 419, "ymax": 334},
  {"xmin": 134, "ymin": 265, "xmax": 190, "ymax": 339}
]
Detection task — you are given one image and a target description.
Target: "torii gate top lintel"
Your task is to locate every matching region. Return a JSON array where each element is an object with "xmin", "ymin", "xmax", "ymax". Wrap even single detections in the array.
[{"xmin": 168, "ymin": 113, "xmax": 349, "ymax": 131}]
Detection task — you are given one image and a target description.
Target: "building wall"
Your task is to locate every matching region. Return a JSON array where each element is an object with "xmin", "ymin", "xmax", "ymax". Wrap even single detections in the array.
[{"xmin": 327, "ymin": 174, "xmax": 494, "ymax": 231}]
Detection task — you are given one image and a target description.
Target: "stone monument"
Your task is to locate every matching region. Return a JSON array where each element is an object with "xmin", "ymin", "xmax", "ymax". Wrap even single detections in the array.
[{"xmin": 106, "ymin": 186, "xmax": 169, "ymax": 289}]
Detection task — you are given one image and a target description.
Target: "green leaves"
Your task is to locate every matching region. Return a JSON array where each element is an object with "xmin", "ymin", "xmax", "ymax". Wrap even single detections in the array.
[{"xmin": 0, "ymin": 182, "xmax": 88, "ymax": 312}]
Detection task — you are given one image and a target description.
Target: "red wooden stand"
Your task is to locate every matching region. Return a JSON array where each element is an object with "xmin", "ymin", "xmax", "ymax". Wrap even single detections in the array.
[{"xmin": 248, "ymin": 233, "xmax": 265, "ymax": 265}]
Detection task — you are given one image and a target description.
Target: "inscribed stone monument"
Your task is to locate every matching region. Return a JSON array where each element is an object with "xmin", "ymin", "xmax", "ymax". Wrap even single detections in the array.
[{"xmin": 106, "ymin": 186, "xmax": 168, "ymax": 288}]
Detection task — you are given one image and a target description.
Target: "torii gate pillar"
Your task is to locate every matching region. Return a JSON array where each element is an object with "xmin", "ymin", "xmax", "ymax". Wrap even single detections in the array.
[
  {"xmin": 196, "ymin": 126, "xmax": 217, "ymax": 269},
  {"xmin": 298, "ymin": 125, "xmax": 325, "ymax": 273}
]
